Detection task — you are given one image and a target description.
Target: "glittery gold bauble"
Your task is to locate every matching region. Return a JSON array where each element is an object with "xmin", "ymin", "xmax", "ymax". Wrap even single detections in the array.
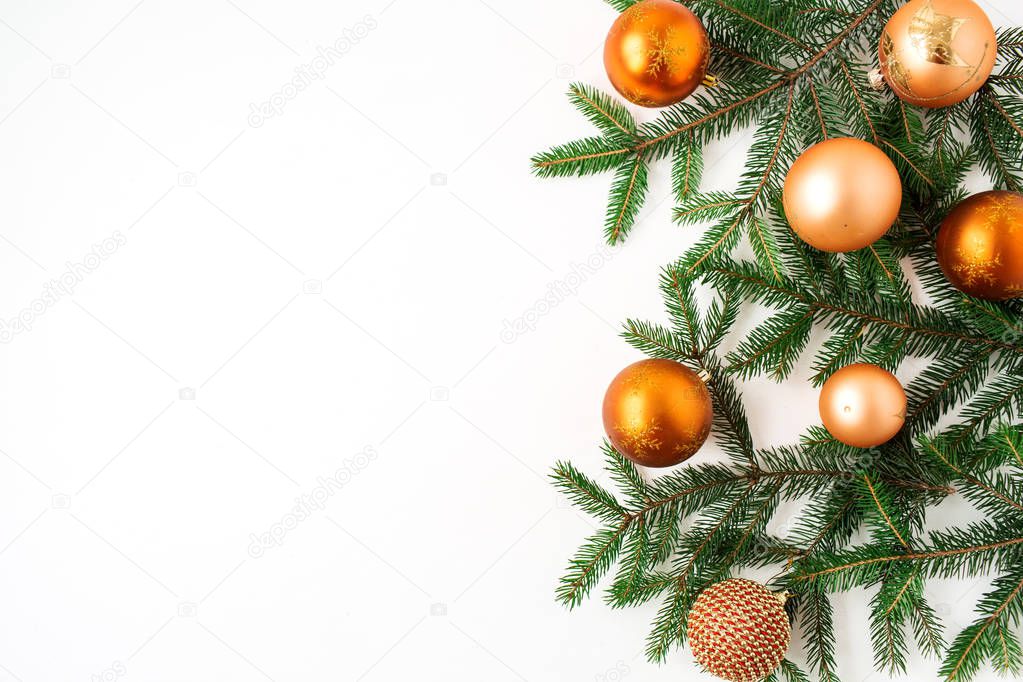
[
  {"xmin": 879, "ymin": 0, "xmax": 997, "ymax": 108},
  {"xmin": 688, "ymin": 579, "xmax": 791, "ymax": 682},
  {"xmin": 819, "ymin": 363, "xmax": 906, "ymax": 448},
  {"xmin": 603, "ymin": 0, "xmax": 710, "ymax": 108},
  {"xmin": 602, "ymin": 358, "xmax": 712, "ymax": 468},
  {"xmin": 782, "ymin": 138, "xmax": 902, "ymax": 253},
  {"xmin": 935, "ymin": 191, "xmax": 1023, "ymax": 300}
]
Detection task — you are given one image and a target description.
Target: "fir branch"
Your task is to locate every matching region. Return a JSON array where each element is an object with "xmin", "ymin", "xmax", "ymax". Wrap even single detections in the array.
[
  {"xmin": 700, "ymin": 288, "xmax": 740, "ymax": 353},
  {"xmin": 941, "ymin": 569, "xmax": 1023, "ymax": 682},
  {"xmin": 806, "ymin": 78, "xmax": 831, "ymax": 141},
  {"xmin": 799, "ymin": 588, "xmax": 841, "ymax": 682},
  {"xmin": 904, "ymin": 349, "xmax": 991, "ymax": 430},
  {"xmin": 674, "ymin": 192, "xmax": 743, "ymax": 226},
  {"xmin": 870, "ymin": 565, "xmax": 913, "ymax": 673},
  {"xmin": 603, "ymin": 442, "xmax": 649, "ymax": 507},
  {"xmin": 999, "ymin": 427, "xmax": 1023, "ymax": 470},
  {"xmin": 706, "ymin": 259, "xmax": 1023, "ymax": 358},
  {"xmin": 557, "ymin": 520, "xmax": 632, "ymax": 608},
  {"xmin": 710, "ymin": 479, "xmax": 784, "ymax": 572},
  {"xmin": 660, "ymin": 262, "xmax": 703, "ymax": 354},
  {"xmin": 622, "ymin": 318, "xmax": 696, "ymax": 362},
  {"xmin": 725, "ymin": 306, "xmax": 814, "ymax": 380},
  {"xmin": 623, "ymin": 464, "xmax": 947, "ymax": 528},
  {"xmin": 972, "ymin": 88, "xmax": 1023, "ymax": 192},
  {"xmin": 945, "ymin": 375, "xmax": 1023, "ymax": 450},
  {"xmin": 859, "ymin": 475, "xmax": 910, "ymax": 549},
  {"xmin": 645, "ymin": 483, "xmax": 754, "ymax": 660},
  {"xmin": 532, "ymin": 137, "xmax": 633, "ymax": 178},
  {"xmin": 794, "ymin": 530, "xmax": 1023, "ymax": 590},
  {"xmin": 611, "ymin": 516, "xmax": 652, "ymax": 604},
  {"xmin": 680, "ymin": 83, "xmax": 797, "ymax": 278},
  {"xmin": 908, "ymin": 586, "xmax": 946, "ymax": 659},
  {"xmin": 704, "ymin": 0, "xmax": 815, "ymax": 54},
  {"xmin": 774, "ymin": 659, "xmax": 813, "ymax": 682},
  {"xmin": 605, "ymin": 152, "xmax": 649, "ymax": 244},
  {"xmin": 810, "ymin": 321, "xmax": 865, "ymax": 385},
  {"xmin": 712, "ymin": 41, "xmax": 787, "ymax": 74},
  {"xmin": 637, "ymin": 79, "xmax": 788, "ymax": 154},
  {"xmin": 922, "ymin": 440, "xmax": 1023, "ymax": 514},
  {"xmin": 834, "ymin": 57, "xmax": 879, "ymax": 143},
  {"xmin": 567, "ymin": 82, "xmax": 638, "ymax": 143},
  {"xmin": 696, "ymin": 355, "xmax": 757, "ymax": 467},
  {"xmin": 672, "ymin": 130, "xmax": 703, "ymax": 201},
  {"xmin": 551, "ymin": 460, "xmax": 627, "ymax": 523}
]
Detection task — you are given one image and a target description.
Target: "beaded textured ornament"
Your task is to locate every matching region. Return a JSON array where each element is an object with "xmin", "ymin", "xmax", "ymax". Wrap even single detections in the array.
[{"xmin": 687, "ymin": 579, "xmax": 791, "ymax": 682}]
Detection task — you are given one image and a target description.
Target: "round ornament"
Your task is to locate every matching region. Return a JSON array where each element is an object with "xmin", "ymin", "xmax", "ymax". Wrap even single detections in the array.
[
  {"xmin": 782, "ymin": 138, "xmax": 902, "ymax": 253},
  {"xmin": 602, "ymin": 358, "xmax": 712, "ymax": 468},
  {"xmin": 935, "ymin": 190, "xmax": 1023, "ymax": 300},
  {"xmin": 687, "ymin": 579, "xmax": 791, "ymax": 682},
  {"xmin": 879, "ymin": 0, "xmax": 997, "ymax": 108},
  {"xmin": 819, "ymin": 363, "xmax": 906, "ymax": 448},
  {"xmin": 603, "ymin": 0, "xmax": 710, "ymax": 108}
]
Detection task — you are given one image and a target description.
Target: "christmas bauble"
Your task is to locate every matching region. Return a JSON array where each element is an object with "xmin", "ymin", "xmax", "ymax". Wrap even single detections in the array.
[
  {"xmin": 935, "ymin": 191, "xmax": 1023, "ymax": 300},
  {"xmin": 602, "ymin": 358, "xmax": 712, "ymax": 468},
  {"xmin": 879, "ymin": 0, "xmax": 997, "ymax": 108},
  {"xmin": 819, "ymin": 363, "xmax": 906, "ymax": 448},
  {"xmin": 782, "ymin": 138, "xmax": 902, "ymax": 253},
  {"xmin": 603, "ymin": 0, "xmax": 710, "ymax": 108},
  {"xmin": 688, "ymin": 579, "xmax": 791, "ymax": 682}
]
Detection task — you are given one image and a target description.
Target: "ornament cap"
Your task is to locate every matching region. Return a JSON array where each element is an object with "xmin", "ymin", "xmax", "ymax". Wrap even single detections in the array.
[{"xmin": 867, "ymin": 67, "xmax": 885, "ymax": 91}]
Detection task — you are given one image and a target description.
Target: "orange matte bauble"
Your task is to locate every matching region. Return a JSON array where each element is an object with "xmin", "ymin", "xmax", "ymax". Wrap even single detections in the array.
[
  {"xmin": 603, "ymin": 0, "xmax": 710, "ymax": 108},
  {"xmin": 879, "ymin": 0, "xmax": 997, "ymax": 108},
  {"xmin": 688, "ymin": 579, "xmax": 791, "ymax": 682},
  {"xmin": 782, "ymin": 138, "xmax": 903, "ymax": 253},
  {"xmin": 935, "ymin": 191, "xmax": 1023, "ymax": 300},
  {"xmin": 602, "ymin": 358, "xmax": 712, "ymax": 468},
  {"xmin": 819, "ymin": 363, "xmax": 906, "ymax": 448}
]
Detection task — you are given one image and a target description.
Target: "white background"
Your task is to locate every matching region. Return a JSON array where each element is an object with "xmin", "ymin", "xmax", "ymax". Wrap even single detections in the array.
[{"xmin": 0, "ymin": 0, "xmax": 1020, "ymax": 680}]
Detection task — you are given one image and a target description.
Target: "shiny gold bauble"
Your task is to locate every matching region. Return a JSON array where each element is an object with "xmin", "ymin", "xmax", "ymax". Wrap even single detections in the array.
[
  {"xmin": 819, "ymin": 363, "xmax": 906, "ymax": 448},
  {"xmin": 603, "ymin": 0, "xmax": 710, "ymax": 108},
  {"xmin": 602, "ymin": 358, "xmax": 712, "ymax": 468},
  {"xmin": 879, "ymin": 0, "xmax": 997, "ymax": 108},
  {"xmin": 782, "ymin": 138, "xmax": 903, "ymax": 253},
  {"xmin": 688, "ymin": 579, "xmax": 791, "ymax": 682},
  {"xmin": 935, "ymin": 191, "xmax": 1023, "ymax": 300}
]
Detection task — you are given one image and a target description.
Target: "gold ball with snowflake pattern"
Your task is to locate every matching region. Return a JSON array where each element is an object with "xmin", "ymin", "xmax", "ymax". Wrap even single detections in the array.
[
  {"xmin": 936, "ymin": 191, "xmax": 1023, "ymax": 301},
  {"xmin": 602, "ymin": 358, "xmax": 713, "ymax": 468},
  {"xmin": 603, "ymin": 0, "xmax": 710, "ymax": 108}
]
